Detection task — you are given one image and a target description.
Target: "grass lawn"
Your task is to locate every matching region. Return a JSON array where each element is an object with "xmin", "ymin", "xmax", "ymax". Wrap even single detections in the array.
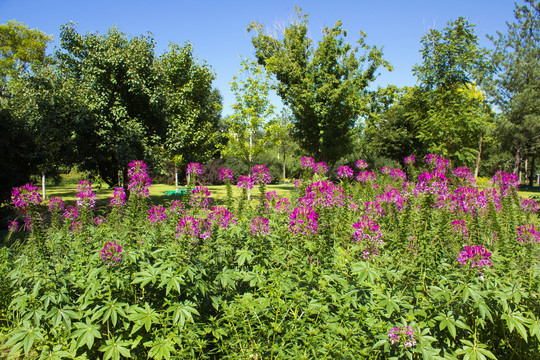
[{"xmin": 44, "ymin": 183, "xmax": 296, "ymax": 209}]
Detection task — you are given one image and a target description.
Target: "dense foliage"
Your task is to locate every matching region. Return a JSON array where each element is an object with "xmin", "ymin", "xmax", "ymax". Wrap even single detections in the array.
[{"xmin": 2, "ymin": 156, "xmax": 539, "ymax": 359}]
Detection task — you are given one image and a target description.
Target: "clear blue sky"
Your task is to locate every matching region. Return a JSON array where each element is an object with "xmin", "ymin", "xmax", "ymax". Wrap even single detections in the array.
[{"xmin": 1, "ymin": 0, "xmax": 518, "ymax": 116}]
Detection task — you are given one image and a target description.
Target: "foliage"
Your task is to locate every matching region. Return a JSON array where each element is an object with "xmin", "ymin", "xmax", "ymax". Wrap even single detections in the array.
[
  {"xmin": 484, "ymin": 0, "xmax": 540, "ymax": 179},
  {"xmin": 248, "ymin": 7, "xmax": 391, "ymax": 164},
  {"xmin": 2, "ymin": 156, "xmax": 539, "ymax": 359}
]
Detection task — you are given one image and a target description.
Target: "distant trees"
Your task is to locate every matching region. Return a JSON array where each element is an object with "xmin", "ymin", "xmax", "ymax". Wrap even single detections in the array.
[{"xmin": 248, "ymin": 8, "xmax": 391, "ymax": 165}]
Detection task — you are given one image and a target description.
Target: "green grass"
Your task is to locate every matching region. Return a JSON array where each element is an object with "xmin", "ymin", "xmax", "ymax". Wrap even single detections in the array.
[{"xmin": 44, "ymin": 183, "xmax": 296, "ymax": 208}]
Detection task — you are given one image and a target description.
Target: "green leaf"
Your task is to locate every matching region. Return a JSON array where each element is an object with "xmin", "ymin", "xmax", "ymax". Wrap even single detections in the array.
[
  {"xmin": 146, "ymin": 337, "xmax": 175, "ymax": 360},
  {"xmin": 71, "ymin": 319, "xmax": 102, "ymax": 349},
  {"xmin": 98, "ymin": 337, "xmax": 131, "ymax": 360}
]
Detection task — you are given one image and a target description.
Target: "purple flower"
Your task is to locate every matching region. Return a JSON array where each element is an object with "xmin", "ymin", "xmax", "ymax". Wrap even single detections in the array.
[
  {"xmin": 94, "ymin": 217, "xmax": 107, "ymax": 225},
  {"xmin": 275, "ymin": 197, "xmax": 291, "ymax": 214},
  {"xmin": 301, "ymin": 157, "xmax": 315, "ymax": 169},
  {"xmin": 457, "ymin": 245, "xmax": 492, "ymax": 268},
  {"xmin": 8, "ymin": 220, "xmax": 19, "ymax": 232},
  {"xmin": 63, "ymin": 206, "xmax": 79, "ymax": 221},
  {"xmin": 289, "ymin": 206, "xmax": 318, "ymax": 235},
  {"xmin": 517, "ymin": 224, "xmax": 540, "ymax": 243},
  {"xmin": 390, "ymin": 168, "xmax": 407, "ymax": 181},
  {"xmin": 176, "ymin": 216, "xmax": 211, "ymax": 240},
  {"xmin": 337, "ymin": 165, "xmax": 354, "ymax": 179},
  {"xmin": 492, "ymin": 170, "xmax": 520, "ymax": 197},
  {"xmin": 521, "ymin": 198, "xmax": 539, "ymax": 213},
  {"xmin": 191, "ymin": 186, "xmax": 211, "ymax": 209},
  {"xmin": 48, "ymin": 197, "xmax": 64, "ymax": 212},
  {"xmin": 352, "ymin": 216, "xmax": 384, "ymax": 259},
  {"xmin": 452, "ymin": 167, "xmax": 474, "ymax": 181},
  {"xmin": 76, "ymin": 181, "xmax": 96, "ymax": 209},
  {"xmin": 298, "ymin": 181, "xmax": 345, "ymax": 209},
  {"xmin": 187, "ymin": 163, "xmax": 202, "ymax": 176},
  {"xmin": 237, "ymin": 175, "xmax": 254, "ymax": 190},
  {"xmin": 356, "ymin": 159, "xmax": 368, "ymax": 169},
  {"xmin": 251, "ymin": 216, "xmax": 271, "ymax": 237},
  {"xmin": 12, "ymin": 183, "xmax": 42, "ymax": 211},
  {"xmin": 148, "ymin": 205, "xmax": 167, "ymax": 223},
  {"xmin": 388, "ymin": 326, "xmax": 417, "ymax": 348},
  {"xmin": 101, "ymin": 241, "xmax": 123, "ymax": 265},
  {"xmin": 356, "ymin": 171, "xmax": 376, "ymax": 183},
  {"xmin": 169, "ymin": 200, "xmax": 185, "ymax": 214},
  {"xmin": 404, "ymin": 155, "xmax": 416, "ymax": 165},
  {"xmin": 110, "ymin": 187, "xmax": 127, "ymax": 207},
  {"xmin": 313, "ymin": 162, "xmax": 328, "ymax": 175},
  {"xmin": 451, "ymin": 220, "xmax": 469, "ymax": 238},
  {"xmin": 128, "ymin": 160, "xmax": 152, "ymax": 198},
  {"xmin": 426, "ymin": 154, "xmax": 449, "ymax": 171},
  {"xmin": 209, "ymin": 206, "xmax": 236, "ymax": 228},
  {"xmin": 219, "ymin": 168, "xmax": 234, "ymax": 183},
  {"xmin": 252, "ymin": 165, "xmax": 271, "ymax": 185}
]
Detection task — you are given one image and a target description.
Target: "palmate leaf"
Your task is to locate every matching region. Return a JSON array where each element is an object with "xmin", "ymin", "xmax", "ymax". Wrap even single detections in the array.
[
  {"xmin": 38, "ymin": 345, "xmax": 71, "ymax": 360},
  {"xmin": 47, "ymin": 306, "xmax": 80, "ymax": 331},
  {"xmin": 70, "ymin": 319, "xmax": 102, "ymax": 350},
  {"xmin": 166, "ymin": 301, "xmax": 199, "ymax": 328},
  {"xmin": 4, "ymin": 322, "xmax": 45, "ymax": 356},
  {"xmin": 98, "ymin": 336, "xmax": 131, "ymax": 360},
  {"xmin": 127, "ymin": 303, "xmax": 160, "ymax": 334},
  {"xmin": 145, "ymin": 337, "xmax": 175, "ymax": 360}
]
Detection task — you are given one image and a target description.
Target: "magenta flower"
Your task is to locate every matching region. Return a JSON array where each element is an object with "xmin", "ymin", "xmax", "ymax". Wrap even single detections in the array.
[
  {"xmin": 390, "ymin": 168, "xmax": 407, "ymax": 181},
  {"xmin": 451, "ymin": 220, "xmax": 469, "ymax": 238},
  {"xmin": 8, "ymin": 220, "xmax": 19, "ymax": 232},
  {"xmin": 128, "ymin": 160, "xmax": 152, "ymax": 198},
  {"xmin": 352, "ymin": 216, "xmax": 384, "ymax": 259},
  {"xmin": 388, "ymin": 326, "xmax": 417, "ymax": 348},
  {"xmin": 493, "ymin": 170, "xmax": 520, "ymax": 196},
  {"xmin": 404, "ymin": 155, "xmax": 416, "ymax": 165},
  {"xmin": 252, "ymin": 165, "xmax": 271, "ymax": 185},
  {"xmin": 337, "ymin": 165, "xmax": 354, "ymax": 179},
  {"xmin": 520, "ymin": 198, "xmax": 538, "ymax": 213},
  {"xmin": 275, "ymin": 197, "xmax": 291, "ymax": 214},
  {"xmin": 237, "ymin": 175, "xmax": 254, "ymax": 190},
  {"xmin": 301, "ymin": 157, "xmax": 315, "ymax": 169},
  {"xmin": 517, "ymin": 224, "xmax": 540, "ymax": 243},
  {"xmin": 209, "ymin": 206, "xmax": 236, "ymax": 228},
  {"xmin": 457, "ymin": 245, "xmax": 492, "ymax": 268},
  {"xmin": 426, "ymin": 154, "xmax": 450, "ymax": 171},
  {"xmin": 48, "ymin": 197, "xmax": 64, "ymax": 212},
  {"xmin": 313, "ymin": 162, "xmax": 328, "ymax": 175},
  {"xmin": 101, "ymin": 241, "xmax": 123, "ymax": 265},
  {"xmin": 219, "ymin": 168, "xmax": 234, "ymax": 183},
  {"xmin": 356, "ymin": 171, "xmax": 376, "ymax": 183},
  {"xmin": 452, "ymin": 167, "xmax": 473, "ymax": 180},
  {"xmin": 76, "ymin": 180, "xmax": 96, "ymax": 209},
  {"xmin": 148, "ymin": 205, "xmax": 167, "ymax": 223},
  {"xmin": 187, "ymin": 163, "xmax": 202, "ymax": 176},
  {"xmin": 356, "ymin": 159, "xmax": 368, "ymax": 169},
  {"xmin": 294, "ymin": 179, "xmax": 303, "ymax": 188},
  {"xmin": 169, "ymin": 200, "xmax": 185, "ymax": 214},
  {"xmin": 94, "ymin": 217, "xmax": 107, "ymax": 225},
  {"xmin": 251, "ymin": 216, "xmax": 271, "ymax": 237},
  {"xmin": 12, "ymin": 183, "xmax": 42, "ymax": 211},
  {"xmin": 190, "ymin": 186, "xmax": 211, "ymax": 209},
  {"xmin": 62, "ymin": 206, "xmax": 79, "ymax": 221},
  {"xmin": 176, "ymin": 216, "xmax": 211, "ymax": 240},
  {"xmin": 298, "ymin": 181, "xmax": 345, "ymax": 209},
  {"xmin": 110, "ymin": 187, "xmax": 127, "ymax": 207},
  {"xmin": 289, "ymin": 206, "xmax": 318, "ymax": 235}
]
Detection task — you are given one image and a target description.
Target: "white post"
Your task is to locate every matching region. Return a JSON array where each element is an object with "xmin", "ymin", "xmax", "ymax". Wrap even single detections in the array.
[
  {"xmin": 175, "ymin": 163, "xmax": 178, "ymax": 192},
  {"xmin": 42, "ymin": 172, "xmax": 46, "ymax": 200}
]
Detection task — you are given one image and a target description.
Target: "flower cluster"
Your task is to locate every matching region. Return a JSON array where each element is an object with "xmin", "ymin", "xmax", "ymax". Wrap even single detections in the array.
[
  {"xmin": 517, "ymin": 224, "xmax": 540, "ymax": 243},
  {"xmin": 404, "ymin": 155, "xmax": 416, "ymax": 165},
  {"xmin": 209, "ymin": 206, "xmax": 236, "ymax": 228},
  {"xmin": 382, "ymin": 168, "xmax": 407, "ymax": 181},
  {"xmin": 237, "ymin": 175, "xmax": 254, "ymax": 190},
  {"xmin": 352, "ymin": 216, "xmax": 384, "ymax": 259},
  {"xmin": 169, "ymin": 200, "xmax": 185, "ymax": 214},
  {"xmin": 356, "ymin": 159, "xmax": 368, "ymax": 169},
  {"xmin": 251, "ymin": 216, "xmax": 271, "ymax": 237},
  {"xmin": 520, "ymin": 198, "xmax": 538, "ymax": 213},
  {"xmin": 101, "ymin": 241, "xmax": 123, "ymax": 265},
  {"xmin": 8, "ymin": 220, "xmax": 19, "ymax": 232},
  {"xmin": 48, "ymin": 197, "xmax": 64, "ymax": 212},
  {"xmin": 148, "ymin": 205, "xmax": 167, "ymax": 223},
  {"xmin": 457, "ymin": 245, "xmax": 492, "ymax": 268},
  {"xmin": 414, "ymin": 171, "xmax": 448, "ymax": 196},
  {"xmin": 376, "ymin": 187, "xmax": 407, "ymax": 212},
  {"xmin": 63, "ymin": 206, "xmax": 79, "ymax": 221},
  {"xmin": 300, "ymin": 157, "xmax": 327, "ymax": 175},
  {"xmin": 492, "ymin": 170, "xmax": 519, "ymax": 196},
  {"xmin": 252, "ymin": 165, "xmax": 271, "ymax": 185},
  {"xmin": 12, "ymin": 183, "xmax": 42, "ymax": 211},
  {"xmin": 357, "ymin": 171, "xmax": 376, "ymax": 183},
  {"xmin": 388, "ymin": 326, "xmax": 416, "ymax": 348},
  {"xmin": 176, "ymin": 216, "xmax": 211, "ymax": 240},
  {"xmin": 337, "ymin": 165, "xmax": 354, "ymax": 180},
  {"xmin": 451, "ymin": 220, "xmax": 469, "ymax": 238},
  {"xmin": 301, "ymin": 157, "xmax": 315, "ymax": 169},
  {"xmin": 76, "ymin": 181, "xmax": 96, "ymax": 209},
  {"xmin": 289, "ymin": 206, "xmax": 318, "ymax": 235},
  {"xmin": 275, "ymin": 197, "xmax": 291, "ymax": 214},
  {"xmin": 110, "ymin": 187, "xmax": 127, "ymax": 207},
  {"xmin": 298, "ymin": 181, "xmax": 345, "ymax": 209},
  {"xmin": 191, "ymin": 186, "xmax": 211, "ymax": 209},
  {"xmin": 128, "ymin": 160, "xmax": 151, "ymax": 198},
  {"xmin": 452, "ymin": 167, "xmax": 474, "ymax": 181},
  {"xmin": 426, "ymin": 154, "xmax": 450, "ymax": 171},
  {"xmin": 187, "ymin": 163, "xmax": 202, "ymax": 176},
  {"xmin": 219, "ymin": 168, "xmax": 234, "ymax": 183}
]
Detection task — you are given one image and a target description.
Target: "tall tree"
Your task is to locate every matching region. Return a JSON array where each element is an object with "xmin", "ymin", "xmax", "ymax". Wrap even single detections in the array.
[
  {"xmin": 485, "ymin": 0, "xmax": 540, "ymax": 183},
  {"xmin": 221, "ymin": 59, "xmax": 276, "ymax": 171},
  {"xmin": 248, "ymin": 8, "xmax": 391, "ymax": 164},
  {"xmin": 411, "ymin": 17, "xmax": 494, "ymax": 167}
]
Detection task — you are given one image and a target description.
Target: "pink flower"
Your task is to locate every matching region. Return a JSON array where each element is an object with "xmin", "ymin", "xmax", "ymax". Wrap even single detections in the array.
[
  {"xmin": 298, "ymin": 181, "xmax": 345, "ymax": 209},
  {"xmin": 219, "ymin": 168, "xmax": 234, "ymax": 183},
  {"xmin": 48, "ymin": 197, "xmax": 64, "ymax": 212},
  {"xmin": 101, "ymin": 241, "xmax": 123, "ymax": 265},
  {"xmin": 209, "ymin": 206, "xmax": 236, "ymax": 228},
  {"xmin": 190, "ymin": 186, "xmax": 211, "ymax": 209},
  {"xmin": 251, "ymin": 216, "xmax": 271, "ymax": 237},
  {"xmin": 237, "ymin": 175, "xmax": 254, "ymax": 190},
  {"xmin": 356, "ymin": 159, "xmax": 368, "ymax": 169},
  {"xmin": 148, "ymin": 205, "xmax": 167, "ymax": 223},
  {"xmin": 301, "ymin": 157, "xmax": 315, "ymax": 169},
  {"xmin": 517, "ymin": 224, "xmax": 540, "ymax": 243},
  {"xmin": 128, "ymin": 160, "xmax": 151, "ymax": 198},
  {"xmin": 493, "ymin": 170, "xmax": 520, "ymax": 196},
  {"xmin": 12, "ymin": 183, "xmax": 42, "ymax": 210},
  {"xmin": 457, "ymin": 245, "xmax": 492, "ymax": 268},
  {"xmin": 289, "ymin": 206, "xmax": 318, "ymax": 235},
  {"xmin": 76, "ymin": 180, "xmax": 96, "ymax": 209},
  {"xmin": 404, "ymin": 155, "xmax": 416, "ymax": 165},
  {"xmin": 356, "ymin": 171, "xmax": 376, "ymax": 183},
  {"xmin": 337, "ymin": 165, "xmax": 354, "ymax": 179},
  {"xmin": 451, "ymin": 220, "xmax": 469, "ymax": 238},
  {"xmin": 187, "ymin": 163, "xmax": 202, "ymax": 176},
  {"xmin": 110, "ymin": 187, "xmax": 127, "ymax": 207},
  {"xmin": 252, "ymin": 165, "xmax": 271, "ymax": 185},
  {"xmin": 389, "ymin": 326, "xmax": 417, "ymax": 348}
]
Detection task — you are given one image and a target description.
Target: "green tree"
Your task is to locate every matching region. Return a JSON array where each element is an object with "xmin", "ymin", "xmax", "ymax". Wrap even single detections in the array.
[
  {"xmin": 485, "ymin": 0, "xmax": 540, "ymax": 183},
  {"xmin": 411, "ymin": 17, "xmax": 494, "ymax": 167},
  {"xmin": 0, "ymin": 20, "xmax": 53, "ymax": 99},
  {"xmin": 248, "ymin": 8, "xmax": 391, "ymax": 165},
  {"xmin": 221, "ymin": 59, "xmax": 276, "ymax": 171}
]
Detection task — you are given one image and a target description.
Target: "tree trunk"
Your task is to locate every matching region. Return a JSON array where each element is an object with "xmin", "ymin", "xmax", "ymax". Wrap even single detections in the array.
[
  {"xmin": 529, "ymin": 156, "xmax": 535, "ymax": 186},
  {"xmin": 513, "ymin": 146, "xmax": 522, "ymax": 175},
  {"xmin": 474, "ymin": 136, "xmax": 482, "ymax": 178},
  {"xmin": 282, "ymin": 144, "xmax": 286, "ymax": 183},
  {"xmin": 42, "ymin": 172, "xmax": 46, "ymax": 200}
]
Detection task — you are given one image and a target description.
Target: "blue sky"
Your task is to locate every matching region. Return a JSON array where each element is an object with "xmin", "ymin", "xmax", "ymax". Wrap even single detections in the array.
[{"xmin": 1, "ymin": 0, "xmax": 518, "ymax": 116}]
